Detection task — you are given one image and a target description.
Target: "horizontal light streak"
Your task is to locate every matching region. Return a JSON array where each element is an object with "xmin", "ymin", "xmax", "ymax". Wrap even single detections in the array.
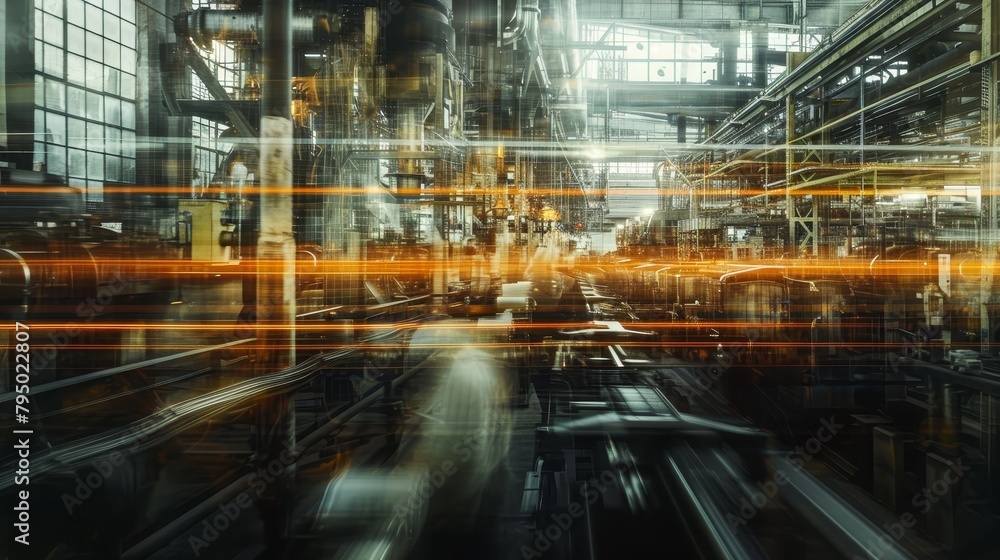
[
  {"xmin": 3, "ymin": 184, "xmax": 667, "ymax": 197},
  {"xmin": 6, "ymin": 134, "xmax": 1000, "ymax": 154},
  {"xmin": 8, "ymin": 321, "xmax": 958, "ymax": 332},
  {"xmin": 10, "ymin": 257, "xmax": 998, "ymax": 267},
  {"xmin": 30, "ymin": 342, "xmax": 982, "ymax": 353}
]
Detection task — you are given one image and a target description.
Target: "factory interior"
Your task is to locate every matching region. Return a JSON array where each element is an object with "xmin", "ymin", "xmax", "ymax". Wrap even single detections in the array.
[{"xmin": 1, "ymin": 0, "xmax": 1000, "ymax": 558}]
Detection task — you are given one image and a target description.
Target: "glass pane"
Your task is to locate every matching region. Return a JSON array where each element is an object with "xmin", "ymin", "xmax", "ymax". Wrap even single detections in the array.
[
  {"xmin": 34, "ymin": 142, "xmax": 46, "ymax": 166},
  {"xmin": 121, "ymin": 101, "xmax": 135, "ymax": 129},
  {"xmin": 87, "ymin": 152, "xmax": 104, "ymax": 180},
  {"xmin": 68, "ymin": 177, "xmax": 85, "ymax": 188},
  {"xmin": 103, "ymin": 12, "xmax": 119, "ymax": 42},
  {"xmin": 43, "ymin": 0, "xmax": 64, "ymax": 15},
  {"xmin": 653, "ymin": 64, "xmax": 675, "ymax": 81},
  {"xmin": 121, "ymin": 0, "xmax": 134, "ymax": 22},
  {"xmin": 86, "ymin": 121, "xmax": 104, "ymax": 151},
  {"xmin": 120, "ymin": 48, "xmax": 135, "ymax": 73},
  {"xmin": 106, "ymin": 126, "xmax": 121, "ymax": 155},
  {"xmin": 122, "ymin": 130, "xmax": 135, "ymax": 158},
  {"xmin": 86, "ymin": 59, "xmax": 102, "ymax": 90},
  {"xmin": 87, "ymin": 180, "xmax": 103, "ymax": 202},
  {"xmin": 121, "ymin": 73, "xmax": 135, "ymax": 99},
  {"xmin": 105, "ymin": 97, "xmax": 121, "ymax": 126},
  {"xmin": 34, "ymin": 40, "xmax": 43, "ymax": 73},
  {"xmin": 105, "ymin": 155, "xmax": 121, "ymax": 182},
  {"xmin": 68, "ymin": 147, "xmax": 86, "ymax": 176},
  {"xmin": 46, "ymin": 112, "xmax": 66, "ymax": 144},
  {"xmin": 85, "ymin": 3, "xmax": 101, "ymax": 33},
  {"xmin": 35, "ymin": 9, "xmax": 42, "ymax": 37},
  {"xmin": 34, "ymin": 109, "xmax": 45, "ymax": 137},
  {"xmin": 122, "ymin": 158, "xmax": 135, "ymax": 182},
  {"xmin": 66, "ymin": 0, "xmax": 84, "ymax": 26},
  {"xmin": 104, "ymin": 39, "xmax": 120, "ymax": 68},
  {"xmin": 45, "ymin": 79, "xmax": 65, "ymax": 111},
  {"xmin": 34, "ymin": 74, "xmax": 44, "ymax": 107},
  {"xmin": 67, "ymin": 26, "xmax": 84, "ymax": 56},
  {"xmin": 104, "ymin": 66, "xmax": 120, "ymax": 95},
  {"xmin": 67, "ymin": 87, "xmax": 86, "ymax": 117},
  {"xmin": 121, "ymin": 22, "xmax": 135, "ymax": 49},
  {"xmin": 86, "ymin": 31, "xmax": 102, "ymax": 61},
  {"xmin": 44, "ymin": 13, "xmax": 64, "ymax": 47},
  {"xmin": 67, "ymin": 53, "xmax": 85, "ymax": 86},
  {"xmin": 103, "ymin": 0, "xmax": 118, "ymax": 13},
  {"xmin": 48, "ymin": 145, "xmax": 67, "ymax": 176},
  {"xmin": 85, "ymin": 91, "xmax": 104, "ymax": 121},
  {"xmin": 67, "ymin": 117, "xmax": 86, "ymax": 145},
  {"xmin": 44, "ymin": 43, "xmax": 65, "ymax": 78},
  {"xmin": 626, "ymin": 61, "xmax": 649, "ymax": 81}
]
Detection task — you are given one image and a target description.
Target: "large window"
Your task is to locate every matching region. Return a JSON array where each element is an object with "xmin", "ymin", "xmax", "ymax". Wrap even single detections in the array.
[
  {"xmin": 34, "ymin": 0, "xmax": 138, "ymax": 201},
  {"xmin": 578, "ymin": 23, "xmax": 720, "ymax": 84},
  {"xmin": 191, "ymin": 118, "xmax": 230, "ymax": 193},
  {"xmin": 578, "ymin": 22, "xmax": 823, "ymax": 85},
  {"xmin": 189, "ymin": 2, "xmax": 248, "ymax": 191}
]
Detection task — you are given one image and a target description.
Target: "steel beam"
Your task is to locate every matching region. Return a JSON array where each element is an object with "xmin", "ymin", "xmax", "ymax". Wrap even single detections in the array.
[
  {"xmin": 181, "ymin": 40, "xmax": 257, "ymax": 138},
  {"xmin": 982, "ymin": 0, "xmax": 999, "ymax": 355}
]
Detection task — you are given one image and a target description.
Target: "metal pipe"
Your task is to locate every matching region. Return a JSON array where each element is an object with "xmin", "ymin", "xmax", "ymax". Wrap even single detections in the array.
[
  {"xmin": 0, "ymin": 248, "xmax": 30, "ymax": 318},
  {"xmin": 0, "ymin": 338, "xmax": 255, "ymax": 402},
  {"xmin": 175, "ymin": 9, "xmax": 339, "ymax": 49},
  {"xmin": 520, "ymin": 10, "xmax": 551, "ymax": 95},
  {"xmin": 558, "ymin": 0, "xmax": 585, "ymax": 116},
  {"xmin": 558, "ymin": 0, "xmax": 581, "ymax": 82},
  {"xmin": 501, "ymin": 0, "xmax": 527, "ymax": 46},
  {"xmin": 662, "ymin": 446, "xmax": 763, "ymax": 560},
  {"xmin": 770, "ymin": 452, "xmax": 916, "ymax": 560},
  {"xmin": 717, "ymin": 0, "xmax": 963, "ymax": 139}
]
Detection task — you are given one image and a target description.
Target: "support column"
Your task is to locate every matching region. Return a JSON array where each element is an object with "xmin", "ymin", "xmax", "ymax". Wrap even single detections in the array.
[
  {"xmin": 979, "ymin": 0, "xmax": 1000, "ymax": 503},
  {"xmin": 719, "ymin": 31, "xmax": 739, "ymax": 86},
  {"xmin": 752, "ymin": 29, "xmax": 768, "ymax": 88},
  {"xmin": 786, "ymin": 88, "xmax": 797, "ymax": 255},
  {"xmin": 982, "ymin": 0, "xmax": 999, "ymax": 353},
  {"xmin": 256, "ymin": 0, "xmax": 296, "ymax": 547},
  {"xmin": 785, "ymin": 53, "xmax": 816, "ymax": 256}
]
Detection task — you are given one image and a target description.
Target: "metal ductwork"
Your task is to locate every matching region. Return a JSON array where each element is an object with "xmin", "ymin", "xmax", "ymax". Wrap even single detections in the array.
[
  {"xmin": 545, "ymin": 0, "xmax": 586, "ymax": 137},
  {"xmin": 501, "ymin": 0, "xmax": 530, "ymax": 46},
  {"xmin": 520, "ymin": 0, "xmax": 551, "ymax": 96},
  {"xmin": 174, "ymin": 9, "xmax": 340, "ymax": 49}
]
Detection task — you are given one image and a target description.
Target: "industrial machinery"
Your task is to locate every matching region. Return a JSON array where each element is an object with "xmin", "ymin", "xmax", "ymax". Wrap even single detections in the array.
[{"xmin": 2, "ymin": 0, "xmax": 1000, "ymax": 557}]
